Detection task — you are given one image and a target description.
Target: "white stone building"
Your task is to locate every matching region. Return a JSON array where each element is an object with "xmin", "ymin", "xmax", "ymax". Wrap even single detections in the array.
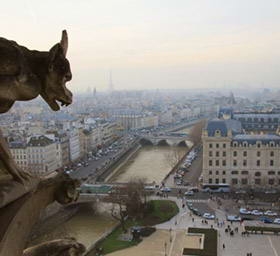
[{"xmin": 202, "ymin": 119, "xmax": 280, "ymax": 190}]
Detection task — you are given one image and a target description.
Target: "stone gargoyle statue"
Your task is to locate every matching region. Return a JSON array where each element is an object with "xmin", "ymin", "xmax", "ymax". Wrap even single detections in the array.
[{"xmin": 0, "ymin": 31, "xmax": 86, "ymax": 256}]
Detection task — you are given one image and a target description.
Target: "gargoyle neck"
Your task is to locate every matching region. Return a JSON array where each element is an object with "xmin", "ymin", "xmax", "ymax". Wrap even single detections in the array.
[{"xmin": 25, "ymin": 50, "xmax": 49, "ymax": 89}]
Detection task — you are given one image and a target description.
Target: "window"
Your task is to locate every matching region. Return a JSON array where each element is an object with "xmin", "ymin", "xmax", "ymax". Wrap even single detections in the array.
[
  {"xmin": 270, "ymin": 142, "xmax": 275, "ymax": 147},
  {"xmin": 232, "ymin": 178, "xmax": 238, "ymax": 185},
  {"xmin": 270, "ymin": 160, "xmax": 274, "ymax": 166},
  {"xmin": 215, "ymin": 178, "xmax": 219, "ymax": 184},
  {"xmin": 216, "ymin": 151, "xmax": 219, "ymax": 157},
  {"xmin": 216, "ymin": 143, "xmax": 219, "ymax": 148},
  {"xmin": 215, "ymin": 160, "xmax": 219, "ymax": 166},
  {"xmin": 256, "ymin": 160, "xmax": 260, "ymax": 166},
  {"xmin": 231, "ymin": 170, "xmax": 239, "ymax": 175},
  {"xmin": 216, "ymin": 170, "xmax": 219, "ymax": 175},
  {"xmin": 257, "ymin": 151, "xmax": 261, "ymax": 157},
  {"xmin": 223, "ymin": 143, "xmax": 226, "ymax": 148},
  {"xmin": 270, "ymin": 151, "xmax": 274, "ymax": 157},
  {"xmin": 233, "ymin": 160, "xmax": 237, "ymax": 166},
  {"xmin": 222, "ymin": 151, "xmax": 226, "ymax": 157},
  {"xmin": 243, "ymin": 142, "xmax": 247, "ymax": 147},
  {"xmin": 243, "ymin": 151, "xmax": 247, "ymax": 157},
  {"xmin": 255, "ymin": 172, "xmax": 261, "ymax": 177},
  {"xmin": 241, "ymin": 178, "xmax": 248, "ymax": 185},
  {"xmin": 209, "ymin": 160, "xmax": 212, "ymax": 166},
  {"xmin": 222, "ymin": 171, "xmax": 226, "ymax": 175},
  {"xmin": 209, "ymin": 151, "xmax": 212, "ymax": 157},
  {"xmin": 209, "ymin": 143, "xmax": 212, "ymax": 148},
  {"xmin": 222, "ymin": 178, "xmax": 226, "ymax": 183},
  {"xmin": 222, "ymin": 160, "xmax": 226, "ymax": 166},
  {"xmin": 257, "ymin": 142, "xmax": 261, "ymax": 148},
  {"xmin": 209, "ymin": 171, "xmax": 212, "ymax": 175},
  {"xmin": 269, "ymin": 179, "xmax": 275, "ymax": 185},
  {"xmin": 255, "ymin": 179, "xmax": 261, "ymax": 185},
  {"xmin": 243, "ymin": 160, "xmax": 247, "ymax": 167},
  {"xmin": 241, "ymin": 171, "xmax": 249, "ymax": 175},
  {"xmin": 209, "ymin": 178, "xmax": 212, "ymax": 184},
  {"xmin": 268, "ymin": 171, "xmax": 275, "ymax": 175},
  {"xmin": 233, "ymin": 151, "xmax": 237, "ymax": 157}
]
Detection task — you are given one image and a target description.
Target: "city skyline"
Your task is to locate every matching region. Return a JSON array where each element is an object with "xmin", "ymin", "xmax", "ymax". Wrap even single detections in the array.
[{"xmin": 2, "ymin": 0, "xmax": 280, "ymax": 92}]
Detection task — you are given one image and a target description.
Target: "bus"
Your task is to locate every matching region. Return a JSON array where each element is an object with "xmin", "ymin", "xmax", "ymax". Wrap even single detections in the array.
[{"xmin": 202, "ymin": 183, "xmax": 230, "ymax": 193}]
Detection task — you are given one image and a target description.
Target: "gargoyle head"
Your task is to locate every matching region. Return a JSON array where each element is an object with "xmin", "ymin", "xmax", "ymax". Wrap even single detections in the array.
[{"xmin": 40, "ymin": 30, "xmax": 73, "ymax": 111}]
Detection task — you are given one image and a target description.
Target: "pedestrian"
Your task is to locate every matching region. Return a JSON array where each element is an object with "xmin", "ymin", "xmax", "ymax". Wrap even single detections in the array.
[{"xmin": 222, "ymin": 243, "xmax": 225, "ymax": 249}]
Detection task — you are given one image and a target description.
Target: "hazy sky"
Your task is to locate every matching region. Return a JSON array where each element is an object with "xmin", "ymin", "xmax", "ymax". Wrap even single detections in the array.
[{"xmin": 2, "ymin": 0, "xmax": 280, "ymax": 92}]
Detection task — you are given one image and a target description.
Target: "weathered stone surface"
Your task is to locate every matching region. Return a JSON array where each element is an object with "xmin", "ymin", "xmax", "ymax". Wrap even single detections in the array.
[{"xmin": 0, "ymin": 31, "xmax": 85, "ymax": 256}]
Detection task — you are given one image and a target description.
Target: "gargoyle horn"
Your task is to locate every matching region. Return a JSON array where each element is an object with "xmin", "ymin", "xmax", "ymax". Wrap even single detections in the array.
[{"xmin": 60, "ymin": 30, "xmax": 68, "ymax": 56}]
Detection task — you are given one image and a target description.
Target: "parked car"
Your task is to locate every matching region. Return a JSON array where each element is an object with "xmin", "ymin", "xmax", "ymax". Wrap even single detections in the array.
[
  {"xmin": 185, "ymin": 191, "xmax": 194, "ymax": 196},
  {"xmin": 239, "ymin": 208, "xmax": 251, "ymax": 215},
  {"xmin": 251, "ymin": 210, "xmax": 263, "ymax": 216},
  {"xmin": 259, "ymin": 216, "xmax": 273, "ymax": 223},
  {"xmin": 264, "ymin": 211, "xmax": 277, "ymax": 216},
  {"xmin": 160, "ymin": 187, "xmax": 171, "ymax": 192},
  {"xmin": 203, "ymin": 213, "xmax": 215, "ymax": 219},
  {"xmin": 273, "ymin": 218, "xmax": 280, "ymax": 224},
  {"xmin": 227, "ymin": 215, "xmax": 241, "ymax": 222}
]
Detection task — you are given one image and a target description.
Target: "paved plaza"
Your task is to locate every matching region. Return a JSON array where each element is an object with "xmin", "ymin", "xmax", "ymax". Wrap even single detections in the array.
[{"xmin": 109, "ymin": 197, "xmax": 280, "ymax": 256}]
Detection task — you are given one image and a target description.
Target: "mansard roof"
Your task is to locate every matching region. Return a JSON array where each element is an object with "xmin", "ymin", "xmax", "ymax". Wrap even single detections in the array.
[
  {"xmin": 206, "ymin": 119, "xmax": 242, "ymax": 137},
  {"xmin": 232, "ymin": 134, "xmax": 280, "ymax": 145}
]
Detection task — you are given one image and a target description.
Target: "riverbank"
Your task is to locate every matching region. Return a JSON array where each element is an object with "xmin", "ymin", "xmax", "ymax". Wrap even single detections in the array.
[{"xmin": 105, "ymin": 144, "xmax": 141, "ymax": 182}]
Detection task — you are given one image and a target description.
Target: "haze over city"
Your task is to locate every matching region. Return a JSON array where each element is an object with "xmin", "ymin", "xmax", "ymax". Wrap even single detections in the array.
[{"xmin": 2, "ymin": 0, "xmax": 280, "ymax": 92}]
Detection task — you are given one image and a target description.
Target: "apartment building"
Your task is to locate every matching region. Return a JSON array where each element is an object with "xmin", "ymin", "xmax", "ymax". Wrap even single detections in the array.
[{"xmin": 202, "ymin": 119, "xmax": 280, "ymax": 190}]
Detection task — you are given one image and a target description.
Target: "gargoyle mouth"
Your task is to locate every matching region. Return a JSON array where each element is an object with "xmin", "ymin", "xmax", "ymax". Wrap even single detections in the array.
[
  {"xmin": 41, "ymin": 91, "xmax": 72, "ymax": 111},
  {"xmin": 49, "ymin": 97, "xmax": 72, "ymax": 111}
]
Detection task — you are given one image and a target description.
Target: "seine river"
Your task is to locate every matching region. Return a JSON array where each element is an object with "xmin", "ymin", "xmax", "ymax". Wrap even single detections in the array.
[
  {"xmin": 108, "ymin": 145, "xmax": 187, "ymax": 184},
  {"xmin": 31, "ymin": 203, "xmax": 117, "ymax": 249}
]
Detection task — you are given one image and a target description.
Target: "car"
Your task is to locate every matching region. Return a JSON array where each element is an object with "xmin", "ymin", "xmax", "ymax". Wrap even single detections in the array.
[
  {"xmin": 203, "ymin": 213, "xmax": 215, "ymax": 219},
  {"xmin": 160, "ymin": 187, "xmax": 171, "ymax": 192},
  {"xmin": 235, "ymin": 190, "xmax": 246, "ymax": 194},
  {"xmin": 251, "ymin": 210, "xmax": 263, "ymax": 216},
  {"xmin": 264, "ymin": 210, "xmax": 278, "ymax": 216},
  {"xmin": 265, "ymin": 190, "xmax": 277, "ymax": 194},
  {"xmin": 274, "ymin": 218, "xmax": 280, "ymax": 224},
  {"xmin": 189, "ymin": 187, "xmax": 199, "ymax": 193},
  {"xmin": 192, "ymin": 208, "xmax": 202, "ymax": 216},
  {"xmin": 185, "ymin": 191, "xmax": 194, "ymax": 196},
  {"xmin": 227, "ymin": 215, "xmax": 241, "ymax": 222},
  {"xmin": 144, "ymin": 186, "xmax": 156, "ymax": 191},
  {"xmin": 259, "ymin": 216, "xmax": 273, "ymax": 223},
  {"xmin": 239, "ymin": 208, "xmax": 251, "ymax": 215}
]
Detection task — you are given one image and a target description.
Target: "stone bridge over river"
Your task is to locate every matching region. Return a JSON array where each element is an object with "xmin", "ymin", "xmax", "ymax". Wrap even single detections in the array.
[{"xmin": 139, "ymin": 134, "xmax": 190, "ymax": 147}]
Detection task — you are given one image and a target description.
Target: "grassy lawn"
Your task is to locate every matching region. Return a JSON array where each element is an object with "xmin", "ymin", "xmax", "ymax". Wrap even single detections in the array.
[
  {"xmin": 139, "ymin": 200, "xmax": 179, "ymax": 226},
  {"xmin": 90, "ymin": 200, "xmax": 179, "ymax": 255},
  {"xmin": 183, "ymin": 228, "xmax": 217, "ymax": 256},
  {"xmin": 97, "ymin": 219, "xmax": 139, "ymax": 255}
]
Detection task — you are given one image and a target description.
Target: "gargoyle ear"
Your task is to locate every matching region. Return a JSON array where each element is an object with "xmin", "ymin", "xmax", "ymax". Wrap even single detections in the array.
[
  {"xmin": 48, "ymin": 44, "xmax": 60, "ymax": 71},
  {"xmin": 60, "ymin": 30, "xmax": 68, "ymax": 57}
]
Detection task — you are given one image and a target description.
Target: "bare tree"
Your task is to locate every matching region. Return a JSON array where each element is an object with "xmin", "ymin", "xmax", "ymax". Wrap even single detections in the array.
[
  {"xmin": 165, "ymin": 147, "xmax": 186, "ymax": 169},
  {"xmin": 107, "ymin": 178, "xmax": 148, "ymax": 232},
  {"xmin": 108, "ymin": 186, "xmax": 128, "ymax": 232},
  {"xmin": 189, "ymin": 119, "xmax": 207, "ymax": 146}
]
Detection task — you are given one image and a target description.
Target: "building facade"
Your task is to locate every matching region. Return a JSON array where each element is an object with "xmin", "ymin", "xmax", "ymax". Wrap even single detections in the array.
[{"xmin": 202, "ymin": 119, "xmax": 280, "ymax": 190}]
